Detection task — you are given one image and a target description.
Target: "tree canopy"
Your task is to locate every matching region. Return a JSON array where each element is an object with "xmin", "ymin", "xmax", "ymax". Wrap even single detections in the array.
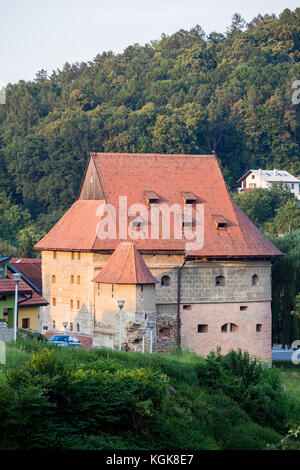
[{"xmin": 0, "ymin": 8, "xmax": 299, "ymax": 255}]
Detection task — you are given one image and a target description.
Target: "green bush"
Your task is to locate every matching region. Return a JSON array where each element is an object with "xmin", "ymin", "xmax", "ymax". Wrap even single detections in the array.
[{"xmin": 0, "ymin": 342, "xmax": 298, "ymax": 450}]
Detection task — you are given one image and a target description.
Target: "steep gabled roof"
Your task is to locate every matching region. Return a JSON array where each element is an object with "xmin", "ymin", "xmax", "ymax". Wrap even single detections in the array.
[
  {"xmin": 35, "ymin": 153, "xmax": 282, "ymax": 258},
  {"xmin": 92, "ymin": 242, "xmax": 157, "ymax": 284}
]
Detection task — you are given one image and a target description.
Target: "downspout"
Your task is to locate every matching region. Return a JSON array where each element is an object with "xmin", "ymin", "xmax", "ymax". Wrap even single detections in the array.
[{"xmin": 177, "ymin": 255, "xmax": 187, "ymax": 349}]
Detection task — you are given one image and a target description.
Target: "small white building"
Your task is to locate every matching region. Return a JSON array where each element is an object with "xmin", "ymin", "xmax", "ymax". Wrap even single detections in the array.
[{"xmin": 238, "ymin": 169, "xmax": 300, "ymax": 200}]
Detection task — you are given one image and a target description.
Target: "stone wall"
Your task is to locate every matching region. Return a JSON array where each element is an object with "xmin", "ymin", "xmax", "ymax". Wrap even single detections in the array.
[
  {"xmin": 41, "ymin": 251, "xmax": 273, "ymax": 359},
  {"xmin": 154, "ymin": 260, "xmax": 272, "ymax": 305}
]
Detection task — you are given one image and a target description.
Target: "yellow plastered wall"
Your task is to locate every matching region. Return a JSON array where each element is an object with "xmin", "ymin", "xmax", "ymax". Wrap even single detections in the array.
[{"xmin": 18, "ymin": 306, "xmax": 40, "ymax": 330}]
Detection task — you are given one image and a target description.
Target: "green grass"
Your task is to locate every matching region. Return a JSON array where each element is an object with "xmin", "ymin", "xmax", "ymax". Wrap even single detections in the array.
[
  {"xmin": 0, "ymin": 341, "xmax": 299, "ymax": 450},
  {"xmin": 273, "ymin": 361, "xmax": 300, "ymax": 407}
]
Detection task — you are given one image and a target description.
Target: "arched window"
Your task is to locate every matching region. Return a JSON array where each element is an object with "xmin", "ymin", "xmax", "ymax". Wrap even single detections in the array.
[
  {"xmin": 216, "ymin": 275, "xmax": 225, "ymax": 286},
  {"xmin": 252, "ymin": 274, "xmax": 259, "ymax": 286},
  {"xmin": 161, "ymin": 275, "xmax": 170, "ymax": 287},
  {"xmin": 76, "ymin": 323, "xmax": 80, "ymax": 332},
  {"xmin": 221, "ymin": 323, "xmax": 238, "ymax": 333},
  {"xmin": 52, "ymin": 320, "xmax": 56, "ymax": 329}
]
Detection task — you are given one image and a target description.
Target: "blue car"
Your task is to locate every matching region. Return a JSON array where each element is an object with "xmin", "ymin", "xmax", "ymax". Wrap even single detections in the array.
[{"xmin": 48, "ymin": 335, "xmax": 82, "ymax": 348}]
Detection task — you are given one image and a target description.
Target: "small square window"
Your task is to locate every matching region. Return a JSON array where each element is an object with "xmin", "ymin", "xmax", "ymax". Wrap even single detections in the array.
[
  {"xmin": 256, "ymin": 324, "xmax": 262, "ymax": 332},
  {"xmin": 198, "ymin": 324, "xmax": 208, "ymax": 333},
  {"xmin": 183, "ymin": 305, "xmax": 191, "ymax": 310},
  {"xmin": 240, "ymin": 306, "xmax": 248, "ymax": 311}
]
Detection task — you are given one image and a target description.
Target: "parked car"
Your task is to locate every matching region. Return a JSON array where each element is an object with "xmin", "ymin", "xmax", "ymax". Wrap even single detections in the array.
[{"xmin": 48, "ymin": 335, "xmax": 82, "ymax": 348}]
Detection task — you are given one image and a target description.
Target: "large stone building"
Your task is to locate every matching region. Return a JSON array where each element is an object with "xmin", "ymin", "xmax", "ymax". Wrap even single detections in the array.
[{"xmin": 35, "ymin": 153, "xmax": 282, "ymax": 361}]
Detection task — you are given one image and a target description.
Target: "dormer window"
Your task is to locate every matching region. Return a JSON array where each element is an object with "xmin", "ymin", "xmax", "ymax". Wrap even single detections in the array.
[
  {"xmin": 181, "ymin": 192, "xmax": 197, "ymax": 204},
  {"xmin": 145, "ymin": 191, "xmax": 159, "ymax": 204},
  {"xmin": 212, "ymin": 215, "xmax": 228, "ymax": 229}
]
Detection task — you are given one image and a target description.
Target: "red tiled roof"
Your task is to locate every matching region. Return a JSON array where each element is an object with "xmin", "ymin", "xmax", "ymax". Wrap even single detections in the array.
[
  {"xmin": 10, "ymin": 258, "xmax": 42, "ymax": 291},
  {"xmin": 92, "ymin": 242, "xmax": 157, "ymax": 284},
  {"xmin": 35, "ymin": 153, "xmax": 282, "ymax": 258},
  {"xmin": 0, "ymin": 267, "xmax": 48, "ymax": 307},
  {"xmin": 19, "ymin": 290, "xmax": 48, "ymax": 307},
  {"xmin": 0, "ymin": 278, "xmax": 32, "ymax": 295}
]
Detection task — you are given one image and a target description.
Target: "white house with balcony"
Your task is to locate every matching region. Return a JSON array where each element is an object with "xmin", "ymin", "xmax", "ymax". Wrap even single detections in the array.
[{"xmin": 237, "ymin": 169, "xmax": 300, "ymax": 200}]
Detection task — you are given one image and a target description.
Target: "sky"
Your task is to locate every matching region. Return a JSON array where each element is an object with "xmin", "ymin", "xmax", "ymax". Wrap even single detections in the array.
[{"xmin": 0, "ymin": 0, "xmax": 299, "ymax": 86}]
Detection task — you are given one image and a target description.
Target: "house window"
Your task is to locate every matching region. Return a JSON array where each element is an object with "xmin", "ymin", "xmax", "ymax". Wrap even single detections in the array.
[
  {"xmin": 183, "ymin": 305, "xmax": 191, "ymax": 310},
  {"xmin": 52, "ymin": 298, "xmax": 56, "ymax": 306},
  {"xmin": 256, "ymin": 324, "xmax": 262, "ymax": 332},
  {"xmin": 76, "ymin": 323, "xmax": 80, "ymax": 332},
  {"xmin": 70, "ymin": 299, "xmax": 73, "ymax": 309},
  {"xmin": 77, "ymin": 276, "xmax": 80, "ymax": 284},
  {"xmin": 70, "ymin": 322, "xmax": 73, "ymax": 331},
  {"xmin": 78, "ymin": 253, "xmax": 81, "ymax": 260},
  {"xmin": 52, "ymin": 320, "xmax": 56, "ymax": 329},
  {"xmin": 112, "ymin": 284, "xmax": 114, "ymax": 298},
  {"xmin": 252, "ymin": 274, "xmax": 259, "ymax": 286},
  {"xmin": 53, "ymin": 251, "xmax": 57, "ymax": 259},
  {"xmin": 141, "ymin": 285, "xmax": 143, "ymax": 292},
  {"xmin": 77, "ymin": 300, "xmax": 80, "ymax": 309},
  {"xmin": 240, "ymin": 306, "xmax": 248, "ymax": 311},
  {"xmin": 71, "ymin": 252, "xmax": 75, "ymax": 260},
  {"xmin": 216, "ymin": 275, "xmax": 225, "ymax": 286},
  {"xmin": 252, "ymin": 175, "xmax": 255, "ymax": 179},
  {"xmin": 221, "ymin": 323, "xmax": 238, "ymax": 333},
  {"xmin": 198, "ymin": 324, "xmax": 208, "ymax": 333},
  {"xmin": 22, "ymin": 318, "xmax": 30, "ymax": 329},
  {"xmin": 71, "ymin": 275, "xmax": 74, "ymax": 284},
  {"xmin": 161, "ymin": 275, "xmax": 170, "ymax": 287},
  {"xmin": 52, "ymin": 275, "xmax": 56, "ymax": 283},
  {"xmin": 0, "ymin": 295, "xmax": 7, "ymax": 301}
]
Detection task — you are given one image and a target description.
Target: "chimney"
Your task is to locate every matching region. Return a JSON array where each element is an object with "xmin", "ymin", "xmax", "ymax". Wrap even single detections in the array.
[
  {"xmin": 258, "ymin": 169, "xmax": 262, "ymax": 175},
  {"xmin": 273, "ymin": 169, "xmax": 277, "ymax": 176}
]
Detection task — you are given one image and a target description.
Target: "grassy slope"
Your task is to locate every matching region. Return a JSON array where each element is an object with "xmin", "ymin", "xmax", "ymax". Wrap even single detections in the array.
[{"xmin": 0, "ymin": 341, "xmax": 299, "ymax": 450}]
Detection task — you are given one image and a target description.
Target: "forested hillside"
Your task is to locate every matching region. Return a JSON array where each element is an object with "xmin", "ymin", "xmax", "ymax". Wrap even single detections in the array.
[{"xmin": 0, "ymin": 8, "xmax": 299, "ymax": 255}]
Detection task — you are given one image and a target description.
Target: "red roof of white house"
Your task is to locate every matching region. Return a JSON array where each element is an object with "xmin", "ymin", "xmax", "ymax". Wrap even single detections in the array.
[
  {"xmin": 35, "ymin": 153, "xmax": 282, "ymax": 258},
  {"xmin": 92, "ymin": 242, "xmax": 157, "ymax": 284}
]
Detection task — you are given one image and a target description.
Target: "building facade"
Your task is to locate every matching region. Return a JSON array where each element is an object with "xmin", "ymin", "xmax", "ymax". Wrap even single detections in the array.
[
  {"xmin": 238, "ymin": 168, "xmax": 300, "ymax": 200},
  {"xmin": 35, "ymin": 153, "xmax": 282, "ymax": 361}
]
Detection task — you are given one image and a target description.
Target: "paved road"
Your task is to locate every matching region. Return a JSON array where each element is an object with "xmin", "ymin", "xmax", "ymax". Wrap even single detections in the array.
[{"xmin": 272, "ymin": 347, "xmax": 296, "ymax": 361}]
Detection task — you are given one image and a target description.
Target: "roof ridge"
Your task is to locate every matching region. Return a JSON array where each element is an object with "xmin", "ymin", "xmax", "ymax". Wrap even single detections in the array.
[{"xmin": 92, "ymin": 152, "xmax": 215, "ymax": 158}]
